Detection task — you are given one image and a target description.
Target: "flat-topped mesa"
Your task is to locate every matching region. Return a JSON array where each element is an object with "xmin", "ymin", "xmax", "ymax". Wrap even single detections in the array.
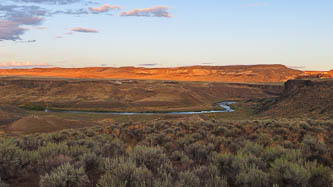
[{"xmin": 0, "ymin": 64, "xmax": 303, "ymax": 83}]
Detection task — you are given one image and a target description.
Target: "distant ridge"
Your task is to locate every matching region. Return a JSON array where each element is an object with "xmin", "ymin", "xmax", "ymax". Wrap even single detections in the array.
[{"xmin": 0, "ymin": 64, "xmax": 304, "ymax": 83}]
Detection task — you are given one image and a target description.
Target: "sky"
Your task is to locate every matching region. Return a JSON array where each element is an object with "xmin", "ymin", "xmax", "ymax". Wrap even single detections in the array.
[{"xmin": 0, "ymin": 0, "xmax": 332, "ymax": 70}]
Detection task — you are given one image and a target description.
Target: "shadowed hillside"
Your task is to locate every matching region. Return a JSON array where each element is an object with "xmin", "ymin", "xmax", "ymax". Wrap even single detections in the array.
[
  {"xmin": 5, "ymin": 115, "xmax": 98, "ymax": 135},
  {"xmin": 0, "ymin": 77, "xmax": 283, "ymax": 112},
  {"xmin": 0, "ymin": 104, "xmax": 24, "ymax": 125},
  {"xmin": 258, "ymin": 79, "xmax": 333, "ymax": 118}
]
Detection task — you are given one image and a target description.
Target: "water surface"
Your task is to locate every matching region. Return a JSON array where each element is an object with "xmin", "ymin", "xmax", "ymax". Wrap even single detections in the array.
[{"xmin": 45, "ymin": 101, "xmax": 236, "ymax": 115}]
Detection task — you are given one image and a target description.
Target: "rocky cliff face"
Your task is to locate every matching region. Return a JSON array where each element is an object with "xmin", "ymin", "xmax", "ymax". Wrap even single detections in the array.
[
  {"xmin": 0, "ymin": 64, "xmax": 303, "ymax": 83},
  {"xmin": 259, "ymin": 79, "xmax": 333, "ymax": 118}
]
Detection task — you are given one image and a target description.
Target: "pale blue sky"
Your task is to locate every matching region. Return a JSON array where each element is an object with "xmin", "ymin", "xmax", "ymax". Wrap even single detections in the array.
[{"xmin": 0, "ymin": 0, "xmax": 332, "ymax": 70}]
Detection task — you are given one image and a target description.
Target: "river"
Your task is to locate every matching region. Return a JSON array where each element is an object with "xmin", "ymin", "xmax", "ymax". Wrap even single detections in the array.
[{"xmin": 44, "ymin": 101, "xmax": 236, "ymax": 115}]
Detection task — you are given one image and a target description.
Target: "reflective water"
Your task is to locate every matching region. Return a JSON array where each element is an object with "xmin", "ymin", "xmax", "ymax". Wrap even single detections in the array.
[{"xmin": 45, "ymin": 101, "xmax": 236, "ymax": 115}]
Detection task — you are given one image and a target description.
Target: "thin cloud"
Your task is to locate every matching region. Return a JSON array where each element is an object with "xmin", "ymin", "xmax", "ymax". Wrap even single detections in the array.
[
  {"xmin": 201, "ymin": 62, "xmax": 214, "ymax": 65},
  {"xmin": 0, "ymin": 1, "xmax": 100, "ymax": 41},
  {"xmin": 120, "ymin": 6, "xmax": 172, "ymax": 18},
  {"xmin": 11, "ymin": 0, "xmax": 82, "ymax": 5},
  {"xmin": 0, "ymin": 61, "xmax": 52, "ymax": 69},
  {"xmin": 137, "ymin": 63, "xmax": 159, "ymax": 67},
  {"xmin": 36, "ymin": 26, "xmax": 47, "ymax": 30},
  {"xmin": 247, "ymin": 2, "xmax": 269, "ymax": 7},
  {"xmin": 89, "ymin": 4, "xmax": 122, "ymax": 14},
  {"xmin": 0, "ymin": 20, "xmax": 27, "ymax": 41},
  {"xmin": 0, "ymin": 18, "xmax": 43, "ymax": 41},
  {"xmin": 10, "ymin": 16, "xmax": 44, "ymax": 25},
  {"xmin": 72, "ymin": 27, "xmax": 99, "ymax": 33},
  {"xmin": 52, "ymin": 9, "xmax": 88, "ymax": 15},
  {"xmin": 288, "ymin": 66, "xmax": 306, "ymax": 70},
  {"xmin": 16, "ymin": 39, "xmax": 37, "ymax": 43},
  {"xmin": 0, "ymin": 4, "xmax": 45, "ymax": 41}
]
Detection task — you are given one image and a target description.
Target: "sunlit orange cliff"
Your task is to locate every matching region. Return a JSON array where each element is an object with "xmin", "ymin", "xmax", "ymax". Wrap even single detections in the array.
[{"xmin": 0, "ymin": 64, "xmax": 332, "ymax": 83}]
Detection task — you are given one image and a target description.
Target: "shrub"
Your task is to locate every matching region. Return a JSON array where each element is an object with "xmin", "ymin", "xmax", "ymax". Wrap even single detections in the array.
[
  {"xmin": 40, "ymin": 163, "xmax": 89, "ymax": 187},
  {"xmin": 185, "ymin": 143, "xmax": 213, "ymax": 163},
  {"xmin": 36, "ymin": 143, "xmax": 68, "ymax": 159},
  {"xmin": 177, "ymin": 171, "xmax": 200, "ymax": 187},
  {"xmin": 97, "ymin": 139, "xmax": 126, "ymax": 157},
  {"xmin": 232, "ymin": 152, "xmax": 264, "ymax": 173},
  {"xmin": 262, "ymin": 146, "xmax": 287, "ymax": 163},
  {"xmin": 98, "ymin": 157, "xmax": 153, "ymax": 187},
  {"xmin": 68, "ymin": 138, "xmax": 97, "ymax": 149},
  {"xmin": 170, "ymin": 151, "xmax": 193, "ymax": 171},
  {"xmin": 306, "ymin": 161, "xmax": 333, "ymax": 187},
  {"xmin": 79, "ymin": 152, "xmax": 102, "ymax": 172},
  {"xmin": 130, "ymin": 145, "xmax": 172, "ymax": 175},
  {"xmin": 194, "ymin": 165, "xmax": 228, "ymax": 187},
  {"xmin": 213, "ymin": 152, "xmax": 265, "ymax": 185},
  {"xmin": 152, "ymin": 170, "xmax": 172, "ymax": 187},
  {"xmin": 300, "ymin": 122, "xmax": 312, "ymax": 130},
  {"xmin": 41, "ymin": 154, "xmax": 73, "ymax": 172},
  {"xmin": 235, "ymin": 165, "xmax": 269, "ymax": 187},
  {"xmin": 47, "ymin": 132, "xmax": 69, "ymax": 143},
  {"xmin": 66, "ymin": 145, "xmax": 90, "ymax": 159},
  {"xmin": 301, "ymin": 135, "xmax": 327, "ymax": 163},
  {"xmin": 239, "ymin": 142, "xmax": 265, "ymax": 157},
  {"xmin": 18, "ymin": 135, "xmax": 45, "ymax": 151},
  {"xmin": 213, "ymin": 153, "xmax": 234, "ymax": 178},
  {"xmin": 270, "ymin": 158, "xmax": 310, "ymax": 187},
  {"xmin": 0, "ymin": 177, "xmax": 8, "ymax": 187},
  {"xmin": 0, "ymin": 140, "xmax": 28, "ymax": 180}
]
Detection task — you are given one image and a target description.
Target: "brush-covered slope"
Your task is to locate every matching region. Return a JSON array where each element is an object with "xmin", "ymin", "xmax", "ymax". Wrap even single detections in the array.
[
  {"xmin": 0, "ymin": 104, "xmax": 24, "ymax": 125},
  {"xmin": 0, "ymin": 77, "xmax": 283, "ymax": 112},
  {"xmin": 259, "ymin": 79, "xmax": 333, "ymax": 118},
  {"xmin": 0, "ymin": 64, "xmax": 303, "ymax": 83},
  {"xmin": 5, "ymin": 115, "xmax": 97, "ymax": 135}
]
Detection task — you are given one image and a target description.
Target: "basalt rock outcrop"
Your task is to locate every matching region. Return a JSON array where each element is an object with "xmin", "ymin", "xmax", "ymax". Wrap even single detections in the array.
[{"xmin": 259, "ymin": 79, "xmax": 333, "ymax": 118}]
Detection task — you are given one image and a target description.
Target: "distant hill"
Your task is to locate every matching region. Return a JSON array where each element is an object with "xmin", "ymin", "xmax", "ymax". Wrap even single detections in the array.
[
  {"xmin": 0, "ymin": 64, "xmax": 304, "ymax": 83},
  {"xmin": 258, "ymin": 79, "xmax": 333, "ymax": 118},
  {"xmin": 302, "ymin": 70, "xmax": 333, "ymax": 79}
]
